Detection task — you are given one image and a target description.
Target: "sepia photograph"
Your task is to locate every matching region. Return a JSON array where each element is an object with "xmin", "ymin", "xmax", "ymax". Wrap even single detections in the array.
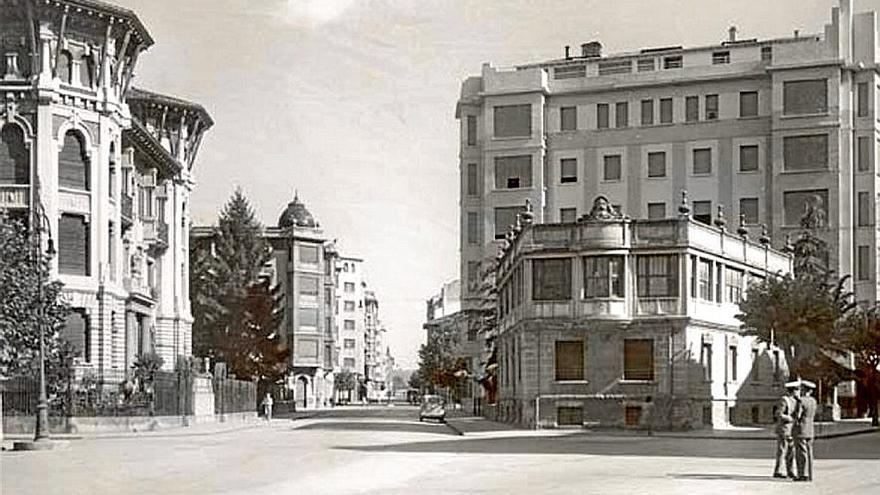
[{"xmin": 1, "ymin": 0, "xmax": 880, "ymax": 493}]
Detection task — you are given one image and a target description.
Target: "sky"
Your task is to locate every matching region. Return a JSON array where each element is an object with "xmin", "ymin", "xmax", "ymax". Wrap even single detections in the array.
[{"xmin": 113, "ymin": 0, "xmax": 878, "ymax": 368}]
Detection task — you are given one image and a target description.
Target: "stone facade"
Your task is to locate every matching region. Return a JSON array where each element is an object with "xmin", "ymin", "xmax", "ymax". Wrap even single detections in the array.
[
  {"xmin": 493, "ymin": 205, "xmax": 793, "ymax": 429},
  {"xmin": 0, "ymin": 0, "xmax": 212, "ymax": 381}
]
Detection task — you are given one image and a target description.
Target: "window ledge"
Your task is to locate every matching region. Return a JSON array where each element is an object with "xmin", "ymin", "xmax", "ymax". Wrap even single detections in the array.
[
  {"xmin": 737, "ymin": 115, "xmax": 762, "ymax": 120},
  {"xmin": 601, "ymin": 179, "xmax": 624, "ymax": 184},
  {"xmin": 737, "ymin": 169, "xmax": 760, "ymax": 174},
  {"xmin": 779, "ymin": 168, "xmax": 831, "ymax": 175},
  {"xmin": 555, "ymin": 380, "xmax": 589, "ymax": 384},
  {"xmin": 619, "ymin": 380, "xmax": 655, "ymax": 384},
  {"xmin": 690, "ymin": 173, "xmax": 714, "ymax": 178},
  {"xmin": 491, "ymin": 187, "xmax": 536, "ymax": 193},
  {"xmin": 492, "ymin": 135, "xmax": 533, "ymax": 141},
  {"xmin": 779, "ymin": 112, "xmax": 830, "ymax": 120},
  {"xmin": 646, "ymin": 176, "xmax": 669, "ymax": 180},
  {"xmin": 559, "ymin": 180, "xmax": 579, "ymax": 185}
]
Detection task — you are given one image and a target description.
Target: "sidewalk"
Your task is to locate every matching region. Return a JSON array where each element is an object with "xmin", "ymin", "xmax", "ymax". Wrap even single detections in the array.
[
  {"xmin": 445, "ymin": 414, "xmax": 878, "ymax": 440},
  {"xmin": 1, "ymin": 411, "xmax": 318, "ymax": 449}
]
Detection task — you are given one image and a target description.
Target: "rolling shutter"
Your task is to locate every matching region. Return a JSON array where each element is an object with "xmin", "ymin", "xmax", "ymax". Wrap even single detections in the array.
[
  {"xmin": 0, "ymin": 125, "xmax": 29, "ymax": 184},
  {"xmin": 59, "ymin": 214, "xmax": 89, "ymax": 275},
  {"xmin": 59, "ymin": 132, "xmax": 89, "ymax": 190}
]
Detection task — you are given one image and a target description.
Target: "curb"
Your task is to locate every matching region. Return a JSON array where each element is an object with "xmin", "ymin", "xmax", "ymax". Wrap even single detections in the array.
[{"xmin": 443, "ymin": 420, "xmax": 466, "ymax": 436}]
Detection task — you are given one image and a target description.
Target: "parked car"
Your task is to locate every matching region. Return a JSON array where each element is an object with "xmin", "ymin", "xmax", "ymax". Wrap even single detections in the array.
[{"xmin": 418, "ymin": 395, "xmax": 446, "ymax": 423}]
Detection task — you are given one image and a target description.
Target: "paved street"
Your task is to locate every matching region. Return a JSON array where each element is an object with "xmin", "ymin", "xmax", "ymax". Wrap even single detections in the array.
[{"xmin": 2, "ymin": 406, "xmax": 879, "ymax": 495}]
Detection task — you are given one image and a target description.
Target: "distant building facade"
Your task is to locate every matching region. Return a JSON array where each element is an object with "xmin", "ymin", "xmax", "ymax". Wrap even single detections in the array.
[
  {"xmin": 336, "ymin": 255, "xmax": 367, "ymax": 401},
  {"xmin": 0, "ymin": 0, "xmax": 212, "ymax": 381},
  {"xmin": 493, "ymin": 198, "xmax": 792, "ymax": 429}
]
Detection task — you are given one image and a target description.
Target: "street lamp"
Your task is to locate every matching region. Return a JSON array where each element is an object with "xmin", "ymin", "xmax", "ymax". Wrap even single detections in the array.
[{"xmin": 31, "ymin": 198, "xmax": 55, "ymax": 445}]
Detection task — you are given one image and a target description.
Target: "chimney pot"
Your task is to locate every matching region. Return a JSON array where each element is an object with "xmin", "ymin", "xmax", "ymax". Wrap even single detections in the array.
[
  {"xmin": 581, "ymin": 41, "xmax": 602, "ymax": 58},
  {"xmin": 728, "ymin": 25, "xmax": 737, "ymax": 42},
  {"xmin": 564, "ymin": 45, "xmax": 570, "ymax": 59},
  {"xmin": 794, "ymin": 29, "xmax": 800, "ymax": 38}
]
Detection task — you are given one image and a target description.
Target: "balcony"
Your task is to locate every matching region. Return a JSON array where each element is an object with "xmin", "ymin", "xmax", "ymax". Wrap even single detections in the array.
[
  {"xmin": 0, "ymin": 184, "xmax": 29, "ymax": 209},
  {"xmin": 143, "ymin": 218, "xmax": 169, "ymax": 251},
  {"xmin": 635, "ymin": 297, "xmax": 680, "ymax": 316}
]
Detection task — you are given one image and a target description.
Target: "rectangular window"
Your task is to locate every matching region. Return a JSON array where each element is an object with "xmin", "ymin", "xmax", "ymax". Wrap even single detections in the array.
[
  {"xmin": 557, "ymin": 406, "xmax": 584, "ymax": 426},
  {"xmin": 663, "ymin": 55, "xmax": 682, "ymax": 69},
  {"xmin": 647, "ymin": 202, "xmax": 666, "ymax": 220},
  {"xmin": 344, "ymin": 300, "xmax": 355, "ymax": 312},
  {"xmin": 637, "ymin": 58, "xmax": 655, "ymax": 72},
  {"xmin": 494, "ymin": 155, "xmax": 532, "ymax": 189},
  {"xmin": 693, "ymin": 200, "xmax": 712, "ymax": 225},
  {"xmin": 466, "ymin": 163, "xmax": 478, "ymax": 196},
  {"xmin": 300, "ymin": 276, "xmax": 319, "ymax": 296},
  {"xmin": 857, "ymin": 137, "xmax": 870, "ymax": 171},
  {"xmin": 729, "ymin": 345, "xmax": 739, "ymax": 381},
  {"xmin": 701, "ymin": 342, "xmax": 713, "ymax": 380},
  {"xmin": 343, "ymin": 282, "xmax": 355, "ymax": 293},
  {"xmin": 584, "ymin": 256, "xmax": 624, "ymax": 298},
  {"xmin": 560, "ymin": 208, "xmax": 577, "ymax": 223},
  {"xmin": 697, "ymin": 258, "xmax": 713, "ymax": 300},
  {"xmin": 739, "ymin": 91, "xmax": 758, "ymax": 117},
  {"xmin": 783, "ymin": 189, "xmax": 829, "ymax": 226},
  {"xmin": 712, "ymin": 51, "xmax": 730, "ymax": 64},
  {"xmin": 554, "ymin": 65, "xmax": 586, "ymax": 79},
  {"xmin": 685, "ymin": 96, "xmax": 699, "ymax": 122},
  {"xmin": 659, "ymin": 98, "xmax": 673, "ymax": 123},
  {"xmin": 761, "ymin": 46, "xmax": 772, "ymax": 62},
  {"xmin": 647, "ymin": 151, "xmax": 666, "ymax": 178},
  {"xmin": 640, "ymin": 99, "xmax": 653, "ymax": 126},
  {"xmin": 493, "ymin": 104, "xmax": 531, "ymax": 138},
  {"xmin": 467, "ymin": 261, "xmax": 480, "ymax": 291},
  {"xmin": 61, "ymin": 309, "xmax": 89, "ymax": 362},
  {"xmin": 739, "ymin": 145, "xmax": 759, "ymax": 172},
  {"xmin": 858, "ymin": 191, "xmax": 871, "ymax": 226},
  {"xmin": 560, "ymin": 158, "xmax": 577, "ymax": 183},
  {"xmin": 555, "ymin": 341, "xmax": 584, "ymax": 381},
  {"xmin": 603, "ymin": 154, "xmax": 622, "ymax": 181},
  {"xmin": 598, "ymin": 59, "xmax": 632, "ymax": 75},
  {"xmin": 343, "ymin": 319, "xmax": 355, "ymax": 331},
  {"xmin": 560, "ymin": 106, "xmax": 577, "ymax": 131},
  {"xmin": 726, "ymin": 267, "xmax": 743, "ymax": 303},
  {"xmin": 533, "ymin": 258, "xmax": 572, "ymax": 301},
  {"xmin": 597, "ymin": 103, "xmax": 609, "ymax": 129},
  {"xmin": 467, "ymin": 212, "xmax": 478, "ymax": 245},
  {"xmin": 343, "ymin": 358, "xmax": 356, "ymax": 369},
  {"xmin": 615, "ymin": 101, "xmax": 629, "ymax": 128},
  {"xmin": 858, "ymin": 245, "xmax": 871, "ymax": 280},
  {"xmin": 466, "ymin": 115, "xmax": 477, "ymax": 145},
  {"xmin": 705, "ymin": 94, "xmax": 719, "ymax": 120},
  {"xmin": 344, "ymin": 338, "xmax": 356, "ymax": 349},
  {"xmin": 693, "ymin": 148, "xmax": 712, "ymax": 175},
  {"xmin": 636, "ymin": 255, "xmax": 678, "ymax": 297},
  {"xmin": 783, "ymin": 79, "xmax": 827, "ymax": 115},
  {"xmin": 740, "ymin": 197, "xmax": 759, "ymax": 224},
  {"xmin": 299, "ymin": 245, "xmax": 319, "ymax": 264},
  {"xmin": 494, "ymin": 206, "xmax": 525, "ymax": 239},
  {"xmin": 299, "ymin": 307, "xmax": 318, "ymax": 328},
  {"xmin": 59, "ymin": 214, "xmax": 89, "ymax": 275},
  {"xmin": 624, "ymin": 339, "xmax": 654, "ymax": 381},
  {"xmin": 858, "ymin": 83, "xmax": 869, "ymax": 117}
]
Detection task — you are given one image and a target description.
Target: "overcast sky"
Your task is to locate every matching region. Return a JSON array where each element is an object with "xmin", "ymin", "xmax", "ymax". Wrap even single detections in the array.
[{"xmin": 114, "ymin": 0, "xmax": 877, "ymax": 368}]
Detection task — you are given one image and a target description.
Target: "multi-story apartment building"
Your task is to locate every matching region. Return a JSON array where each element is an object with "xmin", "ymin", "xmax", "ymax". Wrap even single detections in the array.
[
  {"xmin": 458, "ymin": 0, "xmax": 880, "ymax": 312},
  {"xmin": 191, "ymin": 195, "xmax": 338, "ymax": 409},
  {"xmin": 336, "ymin": 255, "xmax": 366, "ymax": 401},
  {"xmin": 0, "ymin": 0, "xmax": 212, "ymax": 380},
  {"xmin": 494, "ymin": 198, "xmax": 792, "ymax": 429}
]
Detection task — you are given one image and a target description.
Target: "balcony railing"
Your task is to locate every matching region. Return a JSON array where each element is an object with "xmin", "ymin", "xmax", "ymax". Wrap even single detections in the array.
[{"xmin": 0, "ymin": 184, "xmax": 29, "ymax": 209}]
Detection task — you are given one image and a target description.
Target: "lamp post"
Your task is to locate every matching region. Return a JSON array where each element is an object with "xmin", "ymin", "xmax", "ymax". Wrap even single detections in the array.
[{"xmin": 32, "ymin": 199, "xmax": 55, "ymax": 444}]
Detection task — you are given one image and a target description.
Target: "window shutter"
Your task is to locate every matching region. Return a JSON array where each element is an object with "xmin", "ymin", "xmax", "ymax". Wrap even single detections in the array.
[
  {"xmin": 0, "ymin": 125, "xmax": 29, "ymax": 184},
  {"xmin": 59, "ymin": 132, "xmax": 89, "ymax": 190},
  {"xmin": 59, "ymin": 214, "xmax": 89, "ymax": 275}
]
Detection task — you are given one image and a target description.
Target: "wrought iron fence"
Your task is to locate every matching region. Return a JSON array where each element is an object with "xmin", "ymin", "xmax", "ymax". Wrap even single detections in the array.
[{"xmin": 213, "ymin": 377, "xmax": 256, "ymax": 415}]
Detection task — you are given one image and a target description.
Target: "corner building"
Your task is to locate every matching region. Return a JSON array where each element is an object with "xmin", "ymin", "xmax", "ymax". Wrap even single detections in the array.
[
  {"xmin": 458, "ymin": 0, "xmax": 880, "ymax": 314},
  {"xmin": 494, "ymin": 199, "xmax": 792, "ymax": 428},
  {"xmin": 0, "ymin": 0, "xmax": 212, "ymax": 380}
]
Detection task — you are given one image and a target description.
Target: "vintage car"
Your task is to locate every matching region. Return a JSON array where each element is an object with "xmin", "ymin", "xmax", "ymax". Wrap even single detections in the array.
[{"xmin": 418, "ymin": 394, "xmax": 446, "ymax": 422}]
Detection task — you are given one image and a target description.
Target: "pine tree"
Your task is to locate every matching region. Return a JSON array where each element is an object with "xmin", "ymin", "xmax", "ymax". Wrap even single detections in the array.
[{"xmin": 189, "ymin": 189, "xmax": 289, "ymax": 388}]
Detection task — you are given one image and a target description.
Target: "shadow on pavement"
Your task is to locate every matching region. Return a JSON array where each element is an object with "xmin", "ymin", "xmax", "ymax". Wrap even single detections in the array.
[
  {"xmin": 295, "ymin": 420, "xmax": 459, "ymax": 436},
  {"xmin": 670, "ymin": 473, "xmax": 783, "ymax": 482},
  {"xmin": 334, "ymin": 432, "xmax": 880, "ymax": 460}
]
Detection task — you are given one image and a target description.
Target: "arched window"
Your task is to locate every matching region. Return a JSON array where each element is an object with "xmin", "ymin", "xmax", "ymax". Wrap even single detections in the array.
[
  {"xmin": 108, "ymin": 142, "xmax": 116, "ymax": 198},
  {"xmin": 59, "ymin": 131, "xmax": 89, "ymax": 190},
  {"xmin": 79, "ymin": 53, "xmax": 94, "ymax": 88},
  {"xmin": 0, "ymin": 124, "xmax": 29, "ymax": 184},
  {"xmin": 57, "ymin": 50, "xmax": 73, "ymax": 84}
]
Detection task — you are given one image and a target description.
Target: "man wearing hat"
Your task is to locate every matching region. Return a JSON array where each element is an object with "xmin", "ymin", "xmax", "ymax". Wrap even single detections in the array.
[
  {"xmin": 793, "ymin": 379, "xmax": 817, "ymax": 481},
  {"xmin": 773, "ymin": 381, "xmax": 800, "ymax": 479}
]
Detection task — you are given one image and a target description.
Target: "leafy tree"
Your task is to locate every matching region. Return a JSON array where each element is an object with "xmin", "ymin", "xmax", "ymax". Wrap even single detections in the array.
[
  {"xmin": 0, "ymin": 211, "xmax": 70, "ymax": 377},
  {"xmin": 189, "ymin": 190, "xmax": 288, "ymax": 391},
  {"xmin": 416, "ymin": 317, "xmax": 466, "ymax": 396},
  {"xmin": 841, "ymin": 307, "xmax": 880, "ymax": 426},
  {"xmin": 334, "ymin": 369, "xmax": 357, "ymax": 395}
]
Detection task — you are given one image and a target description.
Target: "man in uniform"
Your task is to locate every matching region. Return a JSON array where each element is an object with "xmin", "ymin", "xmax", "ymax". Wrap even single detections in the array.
[
  {"xmin": 773, "ymin": 381, "xmax": 799, "ymax": 479},
  {"xmin": 794, "ymin": 380, "xmax": 817, "ymax": 482}
]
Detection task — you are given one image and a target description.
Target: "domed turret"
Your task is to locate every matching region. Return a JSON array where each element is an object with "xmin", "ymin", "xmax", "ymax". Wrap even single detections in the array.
[{"xmin": 278, "ymin": 193, "xmax": 317, "ymax": 228}]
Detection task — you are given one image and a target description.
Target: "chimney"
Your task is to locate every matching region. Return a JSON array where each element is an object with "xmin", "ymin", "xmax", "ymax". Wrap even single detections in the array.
[
  {"xmin": 728, "ymin": 25, "xmax": 737, "ymax": 42},
  {"xmin": 794, "ymin": 29, "xmax": 799, "ymax": 38},
  {"xmin": 564, "ymin": 45, "xmax": 570, "ymax": 59},
  {"xmin": 581, "ymin": 41, "xmax": 602, "ymax": 58}
]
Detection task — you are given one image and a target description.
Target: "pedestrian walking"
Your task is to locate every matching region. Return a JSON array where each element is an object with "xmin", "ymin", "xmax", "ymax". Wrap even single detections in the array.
[
  {"xmin": 793, "ymin": 380, "xmax": 817, "ymax": 482},
  {"xmin": 640, "ymin": 396, "xmax": 655, "ymax": 436},
  {"xmin": 261, "ymin": 393, "xmax": 274, "ymax": 422},
  {"xmin": 773, "ymin": 381, "xmax": 799, "ymax": 479}
]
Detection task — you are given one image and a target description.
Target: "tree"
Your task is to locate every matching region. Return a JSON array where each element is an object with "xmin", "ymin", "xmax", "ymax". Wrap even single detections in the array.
[
  {"xmin": 737, "ymin": 202, "xmax": 854, "ymax": 386},
  {"xmin": 335, "ymin": 370, "xmax": 357, "ymax": 397},
  {"xmin": 416, "ymin": 317, "xmax": 466, "ymax": 396},
  {"xmin": 841, "ymin": 306, "xmax": 880, "ymax": 426},
  {"xmin": 0, "ymin": 211, "xmax": 70, "ymax": 378},
  {"xmin": 189, "ymin": 190, "xmax": 288, "ymax": 390}
]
